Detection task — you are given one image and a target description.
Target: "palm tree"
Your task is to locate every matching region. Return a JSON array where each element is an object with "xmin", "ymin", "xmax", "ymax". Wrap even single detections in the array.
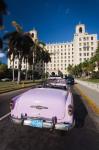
[
  {"xmin": 15, "ymin": 33, "xmax": 34, "ymax": 83},
  {"xmin": 3, "ymin": 31, "xmax": 21, "ymax": 81},
  {"xmin": 41, "ymin": 49, "xmax": 51, "ymax": 79},
  {"xmin": 67, "ymin": 64, "xmax": 73, "ymax": 75},
  {"xmin": 91, "ymin": 45, "xmax": 99, "ymax": 71},
  {"xmin": 3, "ymin": 31, "xmax": 34, "ymax": 83}
]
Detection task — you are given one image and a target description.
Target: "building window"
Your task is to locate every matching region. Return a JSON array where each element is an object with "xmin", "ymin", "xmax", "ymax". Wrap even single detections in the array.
[
  {"xmin": 79, "ymin": 58, "xmax": 82, "ymax": 61},
  {"xmin": 83, "ymin": 43, "xmax": 86, "ymax": 46},
  {"xmin": 79, "ymin": 27, "xmax": 82, "ymax": 33},
  {"xmin": 87, "ymin": 42, "xmax": 89, "ymax": 46},
  {"xmin": 91, "ymin": 36, "xmax": 93, "ymax": 40},
  {"xmin": 79, "ymin": 53, "xmax": 82, "ymax": 56},
  {"xmin": 84, "ymin": 53, "xmax": 86, "ymax": 56},
  {"xmin": 91, "ymin": 47, "xmax": 94, "ymax": 50},
  {"xmin": 87, "ymin": 47, "xmax": 89, "ymax": 51},
  {"xmin": 87, "ymin": 37, "xmax": 89, "ymax": 40},
  {"xmin": 91, "ymin": 52, "xmax": 94, "ymax": 56},
  {"xmin": 87, "ymin": 53, "xmax": 89, "ymax": 56},
  {"xmin": 79, "ymin": 43, "xmax": 82, "ymax": 46},
  {"xmin": 83, "ymin": 37, "xmax": 86, "ymax": 41},
  {"xmin": 31, "ymin": 33, "xmax": 34, "ymax": 38},
  {"xmin": 83, "ymin": 47, "xmax": 86, "ymax": 51},
  {"xmin": 91, "ymin": 42, "xmax": 93, "ymax": 45}
]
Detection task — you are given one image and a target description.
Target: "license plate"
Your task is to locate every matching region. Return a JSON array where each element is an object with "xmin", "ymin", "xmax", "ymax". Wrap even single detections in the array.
[{"xmin": 31, "ymin": 120, "xmax": 43, "ymax": 128}]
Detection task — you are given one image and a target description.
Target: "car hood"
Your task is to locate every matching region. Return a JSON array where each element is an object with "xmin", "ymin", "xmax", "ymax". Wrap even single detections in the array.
[{"xmin": 12, "ymin": 88, "xmax": 67, "ymax": 120}]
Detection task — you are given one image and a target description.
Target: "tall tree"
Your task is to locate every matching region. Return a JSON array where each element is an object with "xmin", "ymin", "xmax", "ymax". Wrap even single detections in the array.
[{"xmin": 91, "ymin": 45, "xmax": 99, "ymax": 71}]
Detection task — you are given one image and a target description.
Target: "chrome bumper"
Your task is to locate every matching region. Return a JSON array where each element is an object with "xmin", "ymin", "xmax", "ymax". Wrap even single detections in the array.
[{"xmin": 11, "ymin": 117, "xmax": 75, "ymax": 131}]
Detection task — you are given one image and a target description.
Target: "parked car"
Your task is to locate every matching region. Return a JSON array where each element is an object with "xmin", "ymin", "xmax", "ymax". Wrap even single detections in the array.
[
  {"xmin": 1, "ymin": 78, "xmax": 11, "ymax": 81},
  {"xmin": 47, "ymin": 78, "xmax": 67, "ymax": 89},
  {"xmin": 66, "ymin": 76, "xmax": 74, "ymax": 85},
  {"xmin": 10, "ymin": 84, "xmax": 75, "ymax": 131}
]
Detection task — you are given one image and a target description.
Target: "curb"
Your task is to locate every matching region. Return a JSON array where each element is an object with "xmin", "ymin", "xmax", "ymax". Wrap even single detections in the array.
[{"xmin": 75, "ymin": 84, "xmax": 99, "ymax": 116}]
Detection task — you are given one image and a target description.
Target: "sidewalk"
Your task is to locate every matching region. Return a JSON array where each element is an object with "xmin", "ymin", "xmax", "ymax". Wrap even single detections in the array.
[
  {"xmin": 75, "ymin": 79, "xmax": 99, "ymax": 92},
  {"xmin": 75, "ymin": 80, "xmax": 99, "ymax": 115}
]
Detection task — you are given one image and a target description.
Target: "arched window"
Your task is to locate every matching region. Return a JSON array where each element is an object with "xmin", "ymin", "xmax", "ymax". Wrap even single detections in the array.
[
  {"xmin": 79, "ymin": 27, "xmax": 82, "ymax": 33},
  {"xmin": 31, "ymin": 33, "xmax": 34, "ymax": 37}
]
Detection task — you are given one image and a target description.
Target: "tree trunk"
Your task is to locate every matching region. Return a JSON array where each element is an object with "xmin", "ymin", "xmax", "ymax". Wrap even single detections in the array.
[
  {"xmin": 17, "ymin": 54, "xmax": 21, "ymax": 84},
  {"xmin": 12, "ymin": 59, "xmax": 15, "ymax": 82},
  {"xmin": 32, "ymin": 51, "xmax": 35, "ymax": 81},
  {"xmin": 45, "ymin": 63, "xmax": 47, "ymax": 80},
  {"xmin": 25, "ymin": 58, "xmax": 28, "ymax": 80}
]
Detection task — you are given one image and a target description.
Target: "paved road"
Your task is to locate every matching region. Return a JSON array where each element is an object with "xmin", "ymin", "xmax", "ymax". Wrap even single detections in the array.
[{"xmin": 0, "ymin": 87, "xmax": 99, "ymax": 150}]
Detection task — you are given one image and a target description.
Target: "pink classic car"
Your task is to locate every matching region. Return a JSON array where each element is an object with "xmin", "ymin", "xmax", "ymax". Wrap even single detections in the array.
[{"xmin": 10, "ymin": 84, "xmax": 75, "ymax": 131}]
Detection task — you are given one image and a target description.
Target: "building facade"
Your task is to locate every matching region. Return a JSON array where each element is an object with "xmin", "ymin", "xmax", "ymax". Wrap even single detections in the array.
[
  {"xmin": 8, "ymin": 24, "xmax": 98, "ymax": 75},
  {"xmin": 46, "ymin": 24, "xmax": 97, "ymax": 75}
]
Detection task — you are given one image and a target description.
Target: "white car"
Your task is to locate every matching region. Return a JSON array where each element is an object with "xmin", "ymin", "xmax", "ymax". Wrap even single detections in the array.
[{"xmin": 47, "ymin": 78, "xmax": 68, "ymax": 89}]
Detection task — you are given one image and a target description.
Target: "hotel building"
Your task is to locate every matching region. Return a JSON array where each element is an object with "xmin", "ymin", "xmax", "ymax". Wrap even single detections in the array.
[{"xmin": 8, "ymin": 24, "xmax": 98, "ymax": 75}]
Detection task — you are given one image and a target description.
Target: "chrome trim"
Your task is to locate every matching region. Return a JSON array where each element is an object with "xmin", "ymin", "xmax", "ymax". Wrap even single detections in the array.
[
  {"xmin": 11, "ymin": 117, "xmax": 75, "ymax": 131},
  {"xmin": 30, "ymin": 105, "xmax": 48, "ymax": 109}
]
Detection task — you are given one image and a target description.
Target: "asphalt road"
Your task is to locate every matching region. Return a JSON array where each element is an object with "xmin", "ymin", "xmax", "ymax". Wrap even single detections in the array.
[{"xmin": 0, "ymin": 87, "xmax": 99, "ymax": 150}]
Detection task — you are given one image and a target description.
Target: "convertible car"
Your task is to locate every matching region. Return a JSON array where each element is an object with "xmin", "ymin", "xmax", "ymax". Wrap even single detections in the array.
[{"xmin": 10, "ymin": 83, "xmax": 75, "ymax": 131}]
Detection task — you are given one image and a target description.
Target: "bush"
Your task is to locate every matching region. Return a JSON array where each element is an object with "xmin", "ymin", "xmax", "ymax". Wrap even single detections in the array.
[{"xmin": 91, "ymin": 71, "xmax": 99, "ymax": 79}]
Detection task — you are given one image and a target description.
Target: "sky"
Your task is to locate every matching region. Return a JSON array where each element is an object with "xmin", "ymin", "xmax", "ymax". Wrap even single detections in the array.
[{"xmin": 0, "ymin": 0, "xmax": 99, "ymax": 63}]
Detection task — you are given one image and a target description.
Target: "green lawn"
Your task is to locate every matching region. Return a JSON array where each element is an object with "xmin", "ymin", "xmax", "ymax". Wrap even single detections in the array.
[
  {"xmin": 79, "ymin": 78, "xmax": 99, "ymax": 83},
  {"xmin": 0, "ymin": 80, "xmax": 43, "ymax": 94}
]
